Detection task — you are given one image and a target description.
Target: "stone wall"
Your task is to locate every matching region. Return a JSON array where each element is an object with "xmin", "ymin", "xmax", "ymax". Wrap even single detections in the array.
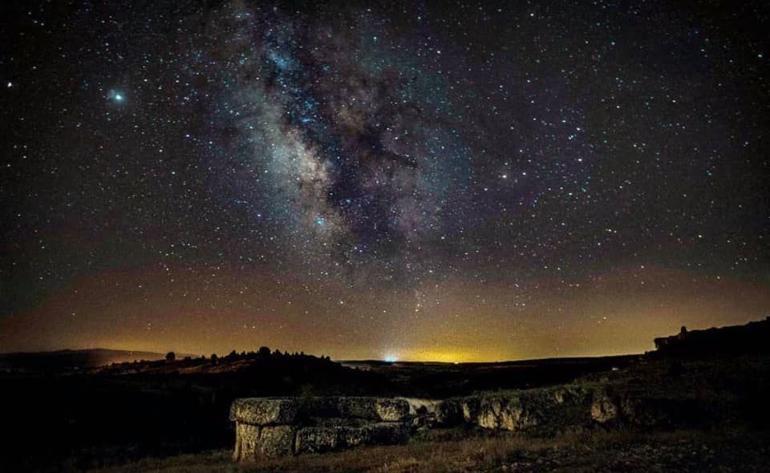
[{"xmin": 231, "ymin": 386, "xmax": 706, "ymax": 461}]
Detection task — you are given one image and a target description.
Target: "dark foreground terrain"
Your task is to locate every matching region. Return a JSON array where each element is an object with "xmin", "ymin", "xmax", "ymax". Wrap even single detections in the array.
[
  {"xmin": 2, "ymin": 319, "xmax": 770, "ymax": 472},
  {"xmin": 1, "ymin": 349, "xmax": 636, "ymax": 471},
  {"xmin": 88, "ymin": 429, "xmax": 770, "ymax": 473}
]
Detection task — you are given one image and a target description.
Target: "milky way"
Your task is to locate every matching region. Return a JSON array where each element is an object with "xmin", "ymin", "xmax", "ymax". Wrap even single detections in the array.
[
  {"xmin": 1, "ymin": 1, "xmax": 768, "ymax": 360},
  {"xmin": 194, "ymin": 4, "xmax": 473, "ymax": 280}
]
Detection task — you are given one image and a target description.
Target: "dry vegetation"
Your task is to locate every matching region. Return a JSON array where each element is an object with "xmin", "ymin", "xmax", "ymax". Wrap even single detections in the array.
[{"xmin": 88, "ymin": 428, "xmax": 770, "ymax": 473}]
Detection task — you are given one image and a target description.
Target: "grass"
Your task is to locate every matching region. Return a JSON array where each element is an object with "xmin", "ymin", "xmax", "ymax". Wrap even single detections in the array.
[
  {"xmin": 86, "ymin": 428, "xmax": 770, "ymax": 473},
  {"xmin": 85, "ymin": 433, "xmax": 550, "ymax": 473}
]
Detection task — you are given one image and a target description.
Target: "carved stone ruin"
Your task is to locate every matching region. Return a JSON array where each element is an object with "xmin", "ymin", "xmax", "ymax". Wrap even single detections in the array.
[
  {"xmin": 230, "ymin": 397, "xmax": 425, "ymax": 460},
  {"xmin": 231, "ymin": 385, "xmax": 694, "ymax": 461}
]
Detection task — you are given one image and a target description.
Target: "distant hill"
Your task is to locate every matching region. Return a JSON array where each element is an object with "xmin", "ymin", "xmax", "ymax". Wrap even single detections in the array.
[{"xmin": 0, "ymin": 348, "xmax": 168, "ymax": 373}]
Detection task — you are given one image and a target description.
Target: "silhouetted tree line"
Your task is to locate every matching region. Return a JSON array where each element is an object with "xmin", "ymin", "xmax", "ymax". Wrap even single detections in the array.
[
  {"xmin": 155, "ymin": 347, "xmax": 332, "ymax": 366},
  {"xmin": 211, "ymin": 346, "xmax": 332, "ymax": 362}
]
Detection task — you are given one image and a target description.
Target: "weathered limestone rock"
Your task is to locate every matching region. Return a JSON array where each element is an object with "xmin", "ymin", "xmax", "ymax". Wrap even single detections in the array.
[
  {"xmin": 462, "ymin": 386, "xmax": 597, "ymax": 433},
  {"xmin": 435, "ymin": 399, "xmax": 464, "ymax": 426},
  {"xmin": 375, "ymin": 398, "xmax": 411, "ymax": 421},
  {"xmin": 366, "ymin": 421, "xmax": 410, "ymax": 444},
  {"xmin": 230, "ymin": 398, "xmax": 298, "ymax": 425},
  {"xmin": 340, "ymin": 425, "xmax": 369, "ymax": 448},
  {"xmin": 335, "ymin": 397, "xmax": 411, "ymax": 421},
  {"xmin": 591, "ymin": 395, "xmax": 619, "ymax": 423},
  {"xmin": 552, "ymin": 385, "xmax": 589, "ymax": 404},
  {"xmin": 402, "ymin": 398, "xmax": 459, "ymax": 427},
  {"xmin": 232, "ymin": 396, "xmax": 415, "ymax": 461},
  {"xmin": 335, "ymin": 397, "xmax": 376, "ymax": 420},
  {"xmin": 461, "ymin": 397, "xmax": 480, "ymax": 423},
  {"xmin": 295, "ymin": 426, "xmax": 340, "ymax": 454},
  {"xmin": 232, "ymin": 423, "xmax": 260, "ymax": 462},
  {"xmin": 232, "ymin": 385, "xmax": 694, "ymax": 461},
  {"xmin": 259, "ymin": 426, "xmax": 295, "ymax": 457},
  {"xmin": 232, "ymin": 423, "xmax": 295, "ymax": 461},
  {"xmin": 476, "ymin": 396, "xmax": 538, "ymax": 431}
]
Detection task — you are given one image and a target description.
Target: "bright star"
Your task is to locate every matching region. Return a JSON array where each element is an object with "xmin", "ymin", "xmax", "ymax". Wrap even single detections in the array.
[{"xmin": 108, "ymin": 89, "xmax": 126, "ymax": 103}]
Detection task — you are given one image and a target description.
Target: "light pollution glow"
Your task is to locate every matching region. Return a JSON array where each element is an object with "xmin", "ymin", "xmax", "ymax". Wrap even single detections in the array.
[{"xmin": 1, "ymin": 264, "xmax": 768, "ymax": 362}]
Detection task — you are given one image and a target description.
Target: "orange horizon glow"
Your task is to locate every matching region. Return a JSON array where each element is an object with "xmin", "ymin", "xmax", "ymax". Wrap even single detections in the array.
[{"xmin": 1, "ymin": 263, "xmax": 768, "ymax": 362}]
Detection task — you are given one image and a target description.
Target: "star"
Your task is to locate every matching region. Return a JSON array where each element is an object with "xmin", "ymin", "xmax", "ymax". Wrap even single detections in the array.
[{"xmin": 108, "ymin": 89, "xmax": 126, "ymax": 103}]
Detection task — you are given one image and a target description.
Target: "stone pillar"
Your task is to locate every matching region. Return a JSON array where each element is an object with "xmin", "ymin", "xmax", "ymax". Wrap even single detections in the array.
[{"xmin": 230, "ymin": 398, "xmax": 299, "ymax": 461}]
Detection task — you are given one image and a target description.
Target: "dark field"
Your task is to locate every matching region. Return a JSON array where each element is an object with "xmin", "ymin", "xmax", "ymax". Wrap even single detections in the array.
[{"xmin": 88, "ymin": 429, "xmax": 770, "ymax": 473}]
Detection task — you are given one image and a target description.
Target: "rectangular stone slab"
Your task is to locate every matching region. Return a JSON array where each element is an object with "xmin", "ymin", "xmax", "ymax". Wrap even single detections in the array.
[
  {"xmin": 293, "ymin": 422, "xmax": 409, "ymax": 454},
  {"xmin": 233, "ymin": 424, "xmax": 296, "ymax": 460},
  {"xmin": 294, "ymin": 426, "xmax": 341, "ymax": 454},
  {"xmin": 230, "ymin": 398, "xmax": 298, "ymax": 425},
  {"xmin": 259, "ymin": 425, "xmax": 295, "ymax": 457},
  {"xmin": 336, "ymin": 397, "xmax": 411, "ymax": 421}
]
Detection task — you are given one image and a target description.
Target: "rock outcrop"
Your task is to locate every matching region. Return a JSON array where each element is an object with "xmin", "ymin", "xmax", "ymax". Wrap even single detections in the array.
[{"xmin": 653, "ymin": 316, "xmax": 770, "ymax": 356}]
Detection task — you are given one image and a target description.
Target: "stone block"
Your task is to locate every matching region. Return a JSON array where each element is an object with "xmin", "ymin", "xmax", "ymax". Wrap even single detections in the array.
[
  {"xmin": 336, "ymin": 397, "xmax": 378, "ymax": 420},
  {"xmin": 375, "ymin": 398, "xmax": 411, "ymax": 421},
  {"xmin": 259, "ymin": 425, "xmax": 296, "ymax": 457},
  {"xmin": 365, "ymin": 422, "xmax": 410, "ymax": 444},
  {"xmin": 340, "ymin": 425, "xmax": 371, "ymax": 447},
  {"xmin": 233, "ymin": 423, "xmax": 260, "ymax": 462},
  {"xmin": 475, "ymin": 395, "xmax": 539, "ymax": 431},
  {"xmin": 230, "ymin": 398, "xmax": 298, "ymax": 425},
  {"xmin": 231, "ymin": 396, "xmax": 414, "ymax": 461},
  {"xmin": 295, "ymin": 426, "xmax": 340, "ymax": 453}
]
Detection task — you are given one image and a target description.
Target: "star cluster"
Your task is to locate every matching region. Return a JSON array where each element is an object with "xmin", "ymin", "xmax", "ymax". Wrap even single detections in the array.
[{"xmin": 1, "ymin": 1, "xmax": 768, "ymax": 360}]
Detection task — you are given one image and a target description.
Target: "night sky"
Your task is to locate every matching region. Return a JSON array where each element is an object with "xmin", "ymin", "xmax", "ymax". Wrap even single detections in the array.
[{"xmin": 1, "ymin": 1, "xmax": 768, "ymax": 361}]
